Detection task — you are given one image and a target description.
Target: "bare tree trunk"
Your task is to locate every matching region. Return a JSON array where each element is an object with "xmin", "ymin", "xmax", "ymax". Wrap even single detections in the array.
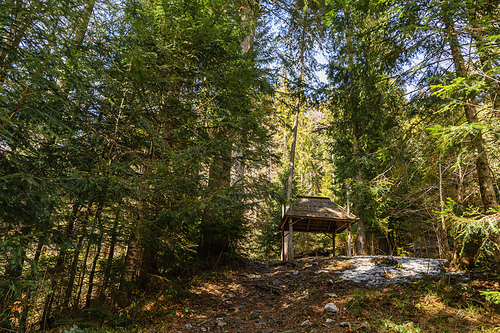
[
  {"xmin": 120, "ymin": 229, "xmax": 140, "ymax": 289},
  {"xmin": 283, "ymin": 21, "xmax": 306, "ymax": 261},
  {"xmin": 442, "ymin": 6, "xmax": 498, "ymax": 211},
  {"xmin": 437, "ymin": 163, "xmax": 450, "ymax": 259},
  {"xmin": 98, "ymin": 217, "xmax": 118, "ymax": 302},
  {"xmin": 74, "ymin": 239, "xmax": 91, "ymax": 310},
  {"xmin": 442, "ymin": 3, "xmax": 500, "ymax": 271},
  {"xmin": 62, "ymin": 224, "xmax": 87, "ymax": 309},
  {"xmin": 353, "ymin": 122, "xmax": 366, "ymax": 255},
  {"xmin": 40, "ymin": 203, "xmax": 81, "ymax": 330},
  {"xmin": 85, "ymin": 228, "xmax": 103, "ymax": 308},
  {"xmin": 466, "ymin": 3, "xmax": 500, "ymax": 111},
  {"xmin": 72, "ymin": 0, "xmax": 96, "ymax": 48},
  {"xmin": 233, "ymin": 0, "xmax": 259, "ymax": 183}
]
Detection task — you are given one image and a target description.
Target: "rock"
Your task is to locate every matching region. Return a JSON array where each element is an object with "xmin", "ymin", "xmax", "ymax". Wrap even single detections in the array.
[
  {"xmin": 224, "ymin": 293, "xmax": 235, "ymax": 298},
  {"xmin": 272, "ymin": 278, "xmax": 281, "ymax": 285},
  {"xmin": 323, "ymin": 293, "xmax": 338, "ymax": 298},
  {"xmin": 324, "ymin": 303, "xmax": 339, "ymax": 313},
  {"xmin": 253, "ymin": 319, "xmax": 266, "ymax": 329},
  {"xmin": 300, "ymin": 320, "xmax": 311, "ymax": 327},
  {"xmin": 326, "ymin": 319, "xmax": 335, "ymax": 323},
  {"xmin": 185, "ymin": 323, "xmax": 193, "ymax": 329},
  {"xmin": 200, "ymin": 327, "xmax": 207, "ymax": 332},
  {"xmin": 215, "ymin": 319, "xmax": 226, "ymax": 328},
  {"xmin": 229, "ymin": 305, "xmax": 245, "ymax": 311},
  {"xmin": 293, "ymin": 271, "xmax": 299, "ymax": 275},
  {"xmin": 339, "ymin": 322, "xmax": 352, "ymax": 327},
  {"xmin": 315, "ymin": 269, "xmax": 329, "ymax": 274},
  {"xmin": 358, "ymin": 321, "xmax": 370, "ymax": 330}
]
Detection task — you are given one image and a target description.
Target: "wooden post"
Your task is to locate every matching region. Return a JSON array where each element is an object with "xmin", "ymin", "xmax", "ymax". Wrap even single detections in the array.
[
  {"xmin": 332, "ymin": 229, "xmax": 336, "ymax": 257},
  {"xmin": 347, "ymin": 222, "xmax": 352, "ymax": 257},
  {"xmin": 281, "ymin": 231, "xmax": 285, "ymax": 260},
  {"xmin": 347, "ymin": 190, "xmax": 352, "ymax": 257},
  {"xmin": 281, "ymin": 205, "xmax": 286, "ymax": 261},
  {"xmin": 288, "ymin": 222, "xmax": 294, "ymax": 260}
]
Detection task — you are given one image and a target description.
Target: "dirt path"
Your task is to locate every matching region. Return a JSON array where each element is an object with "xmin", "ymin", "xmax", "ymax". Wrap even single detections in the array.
[{"xmin": 158, "ymin": 256, "xmax": 498, "ymax": 333}]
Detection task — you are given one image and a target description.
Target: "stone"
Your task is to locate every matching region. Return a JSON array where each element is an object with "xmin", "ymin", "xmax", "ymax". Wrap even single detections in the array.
[
  {"xmin": 323, "ymin": 293, "xmax": 338, "ymax": 298},
  {"xmin": 300, "ymin": 320, "xmax": 311, "ymax": 327},
  {"xmin": 293, "ymin": 271, "xmax": 299, "ymax": 275},
  {"xmin": 326, "ymin": 319, "xmax": 335, "ymax": 323},
  {"xmin": 315, "ymin": 270, "xmax": 329, "ymax": 274},
  {"xmin": 272, "ymin": 278, "xmax": 281, "ymax": 285},
  {"xmin": 358, "ymin": 321, "xmax": 370, "ymax": 330},
  {"xmin": 215, "ymin": 319, "xmax": 226, "ymax": 328},
  {"xmin": 324, "ymin": 303, "xmax": 339, "ymax": 313},
  {"xmin": 184, "ymin": 323, "xmax": 193, "ymax": 329},
  {"xmin": 339, "ymin": 322, "xmax": 352, "ymax": 327},
  {"xmin": 230, "ymin": 305, "xmax": 245, "ymax": 311}
]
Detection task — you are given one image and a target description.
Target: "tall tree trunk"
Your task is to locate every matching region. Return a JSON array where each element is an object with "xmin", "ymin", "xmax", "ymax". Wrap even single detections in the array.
[
  {"xmin": 62, "ymin": 223, "xmax": 87, "ymax": 309},
  {"xmin": 442, "ymin": 5, "xmax": 498, "ymax": 211},
  {"xmin": 85, "ymin": 227, "xmax": 103, "ymax": 308},
  {"xmin": 85, "ymin": 205, "xmax": 104, "ymax": 308},
  {"xmin": 353, "ymin": 120, "xmax": 366, "ymax": 255},
  {"xmin": 62, "ymin": 204, "xmax": 92, "ymax": 309},
  {"xmin": 345, "ymin": 9, "xmax": 366, "ymax": 256},
  {"xmin": 120, "ymin": 229, "xmax": 140, "ymax": 291},
  {"xmin": 74, "ymin": 238, "xmax": 91, "ymax": 310},
  {"xmin": 283, "ymin": 23, "xmax": 305, "ymax": 261},
  {"xmin": 40, "ymin": 203, "xmax": 81, "ymax": 330},
  {"xmin": 442, "ymin": 2, "xmax": 500, "ymax": 271},
  {"xmin": 437, "ymin": 163, "xmax": 450, "ymax": 259},
  {"xmin": 72, "ymin": 0, "xmax": 96, "ymax": 48},
  {"xmin": 466, "ymin": 2, "xmax": 500, "ymax": 111},
  {"xmin": 98, "ymin": 216, "xmax": 119, "ymax": 302},
  {"xmin": 232, "ymin": 0, "xmax": 259, "ymax": 183}
]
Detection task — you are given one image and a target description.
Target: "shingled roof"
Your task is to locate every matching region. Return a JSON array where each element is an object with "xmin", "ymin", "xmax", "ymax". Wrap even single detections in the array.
[{"xmin": 278, "ymin": 196, "xmax": 357, "ymax": 234}]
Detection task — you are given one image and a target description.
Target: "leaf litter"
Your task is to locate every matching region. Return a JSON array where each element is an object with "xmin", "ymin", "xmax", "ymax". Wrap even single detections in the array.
[{"xmin": 149, "ymin": 256, "xmax": 499, "ymax": 333}]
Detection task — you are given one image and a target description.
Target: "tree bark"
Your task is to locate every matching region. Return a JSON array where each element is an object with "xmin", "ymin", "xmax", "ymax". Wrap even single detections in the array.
[
  {"xmin": 74, "ymin": 238, "xmax": 91, "ymax": 310},
  {"xmin": 62, "ymin": 223, "xmax": 87, "ymax": 309},
  {"xmin": 98, "ymin": 217, "xmax": 118, "ymax": 302},
  {"xmin": 442, "ymin": 5, "xmax": 498, "ymax": 211},
  {"xmin": 283, "ymin": 16, "xmax": 306, "ymax": 261},
  {"xmin": 233, "ymin": 0, "xmax": 259, "ymax": 183},
  {"xmin": 85, "ymin": 227, "xmax": 103, "ymax": 308},
  {"xmin": 466, "ymin": 2, "xmax": 500, "ymax": 111},
  {"xmin": 437, "ymin": 163, "xmax": 450, "ymax": 259},
  {"xmin": 72, "ymin": 0, "xmax": 96, "ymax": 48},
  {"xmin": 353, "ymin": 120, "xmax": 366, "ymax": 255},
  {"xmin": 442, "ymin": 2, "xmax": 500, "ymax": 271}
]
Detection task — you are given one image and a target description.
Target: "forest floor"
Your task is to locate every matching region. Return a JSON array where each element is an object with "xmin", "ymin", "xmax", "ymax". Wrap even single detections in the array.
[{"xmin": 109, "ymin": 255, "xmax": 500, "ymax": 333}]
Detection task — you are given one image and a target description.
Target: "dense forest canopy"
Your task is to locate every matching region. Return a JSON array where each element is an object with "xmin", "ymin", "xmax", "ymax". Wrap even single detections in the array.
[{"xmin": 1, "ymin": 0, "xmax": 499, "ymax": 331}]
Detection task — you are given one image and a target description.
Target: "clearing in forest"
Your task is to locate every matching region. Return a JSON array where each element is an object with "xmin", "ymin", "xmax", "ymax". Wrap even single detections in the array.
[{"xmin": 115, "ymin": 256, "xmax": 500, "ymax": 333}]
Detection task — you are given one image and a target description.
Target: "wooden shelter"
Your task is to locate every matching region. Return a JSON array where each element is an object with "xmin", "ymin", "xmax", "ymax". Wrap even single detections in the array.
[{"xmin": 278, "ymin": 196, "xmax": 357, "ymax": 260}]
